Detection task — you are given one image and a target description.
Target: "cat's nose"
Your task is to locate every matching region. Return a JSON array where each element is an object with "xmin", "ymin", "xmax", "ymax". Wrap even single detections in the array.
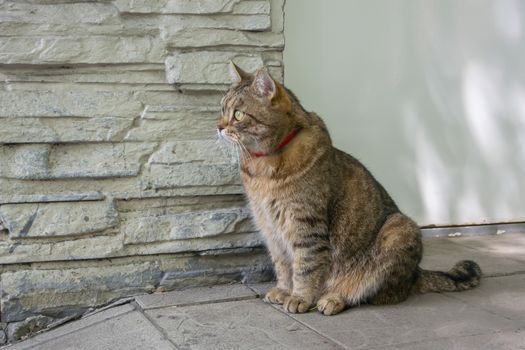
[{"xmin": 217, "ymin": 126, "xmax": 224, "ymax": 132}]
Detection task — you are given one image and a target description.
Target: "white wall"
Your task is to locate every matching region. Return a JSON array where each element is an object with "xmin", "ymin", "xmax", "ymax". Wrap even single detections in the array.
[{"xmin": 284, "ymin": 0, "xmax": 525, "ymax": 226}]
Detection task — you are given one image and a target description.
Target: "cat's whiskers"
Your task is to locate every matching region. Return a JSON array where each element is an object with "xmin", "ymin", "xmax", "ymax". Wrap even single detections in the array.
[
  {"xmin": 224, "ymin": 140, "xmax": 236, "ymax": 163},
  {"xmin": 219, "ymin": 131, "xmax": 242, "ymax": 165},
  {"xmin": 237, "ymin": 141, "xmax": 253, "ymax": 163},
  {"xmin": 234, "ymin": 143, "xmax": 242, "ymax": 165}
]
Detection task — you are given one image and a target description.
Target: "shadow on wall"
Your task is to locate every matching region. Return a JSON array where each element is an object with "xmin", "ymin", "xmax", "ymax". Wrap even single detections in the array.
[
  {"xmin": 406, "ymin": 1, "xmax": 525, "ymax": 225},
  {"xmin": 284, "ymin": 0, "xmax": 525, "ymax": 225}
]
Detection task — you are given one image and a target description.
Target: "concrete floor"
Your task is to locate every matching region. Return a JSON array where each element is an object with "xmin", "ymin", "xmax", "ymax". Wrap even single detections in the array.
[{"xmin": 4, "ymin": 233, "xmax": 525, "ymax": 350}]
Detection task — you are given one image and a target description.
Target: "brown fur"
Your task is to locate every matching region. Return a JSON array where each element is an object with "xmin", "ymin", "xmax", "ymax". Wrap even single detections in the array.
[{"xmin": 218, "ymin": 63, "xmax": 481, "ymax": 315}]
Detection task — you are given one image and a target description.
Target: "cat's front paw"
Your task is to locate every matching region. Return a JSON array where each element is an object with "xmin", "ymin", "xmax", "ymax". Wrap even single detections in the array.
[
  {"xmin": 263, "ymin": 287, "xmax": 290, "ymax": 305},
  {"xmin": 283, "ymin": 295, "xmax": 313, "ymax": 313},
  {"xmin": 317, "ymin": 293, "xmax": 346, "ymax": 316}
]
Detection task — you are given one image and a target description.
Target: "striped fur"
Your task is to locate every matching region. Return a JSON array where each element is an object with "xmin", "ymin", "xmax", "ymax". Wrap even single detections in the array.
[{"xmin": 218, "ymin": 64, "xmax": 481, "ymax": 315}]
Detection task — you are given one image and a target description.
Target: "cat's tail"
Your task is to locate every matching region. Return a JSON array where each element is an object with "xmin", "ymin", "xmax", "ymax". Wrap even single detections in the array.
[{"xmin": 412, "ymin": 260, "xmax": 482, "ymax": 293}]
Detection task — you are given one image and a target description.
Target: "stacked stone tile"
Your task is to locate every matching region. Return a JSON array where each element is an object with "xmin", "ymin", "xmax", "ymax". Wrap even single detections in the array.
[{"xmin": 0, "ymin": 0, "xmax": 284, "ymax": 341}]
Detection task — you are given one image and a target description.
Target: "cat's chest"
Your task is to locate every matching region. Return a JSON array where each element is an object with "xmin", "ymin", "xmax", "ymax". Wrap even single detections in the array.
[
  {"xmin": 247, "ymin": 188, "xmax": 294, "ymax": 236},
  {"xmin": 242, "ymin": 174, "xmax": 303, "ymax": 233}
]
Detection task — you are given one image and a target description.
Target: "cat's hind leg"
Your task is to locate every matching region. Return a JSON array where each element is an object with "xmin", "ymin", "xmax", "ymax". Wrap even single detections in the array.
[{"xmin": 326, "ymin": 213, "xmax": 422, "ymax": 308}]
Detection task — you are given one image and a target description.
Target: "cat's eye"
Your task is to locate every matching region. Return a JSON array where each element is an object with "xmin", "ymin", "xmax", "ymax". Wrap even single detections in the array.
[{"xmin": 234, "ymin": 110, "xmax": 246, "ymax": 121}]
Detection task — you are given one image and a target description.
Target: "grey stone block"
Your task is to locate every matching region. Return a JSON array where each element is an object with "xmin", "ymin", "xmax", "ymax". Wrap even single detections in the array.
[
  {"xmin": 166, "ymin": 28, "xmax": 284, "ymax": 49},
  {"xmin": 125, "ymin": 232, "xmax": 264, "ymax": 259},
  {"xmin": 270, "ymin": 0, "xmax": 285, "ymax": 32},
  {"xmin": 0, "ymin": 117, "xmax": 135, "ymax": 143},
  {"xmin": 165, "ymin": 51, "xmax": 264, "ymax": 85},
  {"xmin": 160, "ymin": 13, "xmax": 271, "ymax": 33},
  {"xmin": 0, "ymin": 90, "xmax": 143, "ymax": 118},
  {"xmin": 0, "ymin": 143, "xmax": 157, "ymax": 179},
  {"xmin": 157, "ymin": 251, "xmax": 273, "ymax": 290},
  {"xmin": 157, "ymin": 264, "xmax": 273, "ymax": 290},
  {"xmin": 124, "ymin": 114, "xmax": 219, "ymax": 141},
  {"xmin": 0, "ymin": 2, "xmax": 118, "ymax": 25},
  {"xmin": 1, "ymin": 261, "xmax": 161, "ymax": 322},
  {"xmin": 148, "ymin": 140, "xmax": 235, "ymax": 165},
  {"xmin": 116, "ymin": 194, "xmax": 245, "ymax": 214},
  {"xmin": 123, "ymin": 104, "xmax": 221, "ymax": 141},
  {"xmin": 141, "ymin": 141, "xmax": 240, "ymax": 188},
  {"xmin": 114, "ymin": 0, "xmax": 268, "ymax": 14},
  {"xmin": 145, "ymin": 163, "xmax": 241, "ymax": 189},
  {"xmin": 0, "ymin": 200, "xmax": 119, "ymax": 238},
  {"xmin": 0, "ymin": 36, "xmax": 165, "ymax": 64},
  {"xmin": 0, "ymin": 233, "xmax": 124, "ymax": 264},
  {"xmin": 146, "ymin": 299, "xmax": 341, "ymax": 349},
  {"xmin": 122, "ymin": 206, "xmax": 254, "ymax": 244},
  {"xmin": 137, "ymin": 104, "xmax": 221, "ymax": 120},
  {"xmin": 0, "ymin": 144, "xmax": 50, "ymax": 179},
  {"xmin": 135, "ymin": 284, "xmax": 257, "ymax": 310},
  {"xmin": 235, "ymin": 0, "xmax": 271, "ymax": 15}
]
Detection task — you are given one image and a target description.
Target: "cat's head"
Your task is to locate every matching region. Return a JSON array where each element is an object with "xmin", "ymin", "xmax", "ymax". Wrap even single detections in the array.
[{"xmin": 218, "ymin": 62, "xmax": 296, "ymax": 157}]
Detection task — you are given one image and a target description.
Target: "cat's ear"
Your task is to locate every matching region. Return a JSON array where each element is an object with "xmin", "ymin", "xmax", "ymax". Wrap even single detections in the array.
[
  {"xmin": 252, "ymin": 66, "xmax": 277, "ymax": 100},
  {"xmin": 228, "ymin": 61, "xmax": 251, "ymax": 84}
]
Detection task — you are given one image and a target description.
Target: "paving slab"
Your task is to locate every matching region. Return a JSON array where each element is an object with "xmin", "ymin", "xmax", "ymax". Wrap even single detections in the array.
[
  {"xmin": 421, "ymin": 237, "xmax": 525, "ymax": 276},
  {"xmin": 381, "ymin": 328, "xmax": 525, "ymax": 350},
  {"xmin": 5, "ymin": 304, "xmax": 135, "ymax": 349},
  {"xmin": 447, "ymin": 233, "xmax": 525, "ymax": 263},
  {"xmin": 8, "ymin": 307, "xmax": 174, "ymax": 350},
  {"xmin": 135, "ymin": 284, "xmax": 258, "ymax": 310},
  {"xmin": 444, "ymin": 274, "xmax": 525, "ymax": 322},
  {"xmin": 278, "ymin": 292, "xmax": 517, "ymax": 350},
  {"xmin": 146, "ymin": 299, "xmax": 342, "ymax": 350}
]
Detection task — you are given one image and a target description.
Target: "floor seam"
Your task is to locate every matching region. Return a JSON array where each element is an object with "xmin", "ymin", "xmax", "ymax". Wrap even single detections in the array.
[
  {"xmin": 267, "ymin": 303, "xmax": 348, "ymax": 349},
  {"xmin": 131, "ymin": 301, "xmax": 180, "ymax": 350},
  {"xmin": 245, "ymin": 284, "xmax": 264, "ymax": 297},
  {"xmin": 245, "ymin": 285, "xmax": 346, "ymax": 348},
  {"xmin": 138, "ymin": 294, "xmax": 259, "ymax": 311}
]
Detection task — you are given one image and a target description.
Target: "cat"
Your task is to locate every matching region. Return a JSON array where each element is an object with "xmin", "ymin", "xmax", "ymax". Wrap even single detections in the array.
[{"xmin": 217, "ymin": 62, "xmax": 481, "ymax": 316}]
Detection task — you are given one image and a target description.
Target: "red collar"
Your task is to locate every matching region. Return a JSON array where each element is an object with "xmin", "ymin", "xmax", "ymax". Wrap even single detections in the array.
[{"xmin": 251, "ymin": 128, "xmax": 301, "ymax": 158}]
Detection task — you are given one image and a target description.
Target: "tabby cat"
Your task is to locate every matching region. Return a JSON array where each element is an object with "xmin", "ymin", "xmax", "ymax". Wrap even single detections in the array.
[{"xmin": 218, "ymin": 63, "xmax": 481, "ymax": 316}]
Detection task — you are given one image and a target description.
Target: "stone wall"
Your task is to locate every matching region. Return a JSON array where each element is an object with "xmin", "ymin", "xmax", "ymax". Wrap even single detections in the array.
[{"xmin": 0, "ymin": 0, "xmax": 284, "ymax": 342}]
